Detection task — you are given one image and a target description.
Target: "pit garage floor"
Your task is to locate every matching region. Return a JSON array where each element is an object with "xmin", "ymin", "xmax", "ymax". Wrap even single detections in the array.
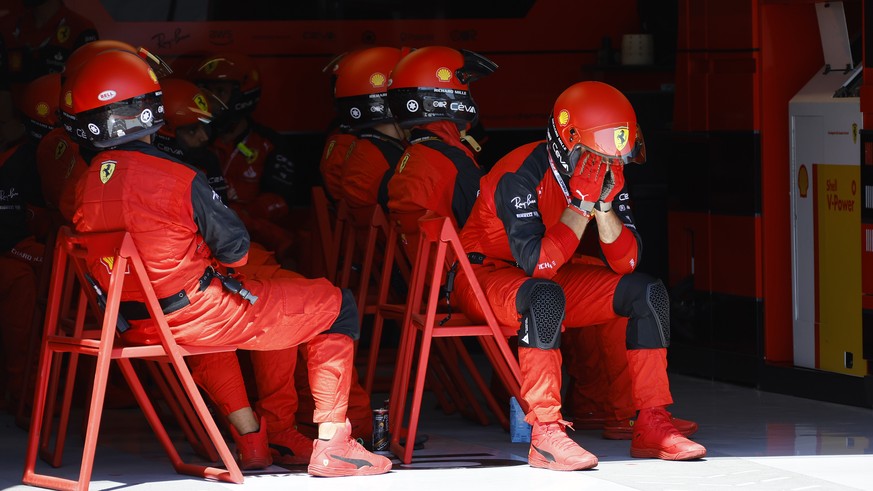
[{"xmin": 2, "ymin": 373, "xmax": 872, "ymax": 491}]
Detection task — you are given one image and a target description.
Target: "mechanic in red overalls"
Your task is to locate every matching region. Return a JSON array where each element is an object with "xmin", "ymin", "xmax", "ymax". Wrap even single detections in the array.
[
  {"xmin": 189, "ymin": 52, "xmax": 375, "ymax": 445},
  {"xmin": 189, "ymin": 52, "xmax": 296, "ymax": 267},
  {"xmin": 385, "ymin": 45, "xmax": 496, "ymax": 258},
  {"xmin": 63, "ymin": 49, "xmax": 390, "ymax": 477},
  {"xmin": 318, "ymin": 51, "xmax": 358, "ymax": 204},
  {"xmin": 455, "ymin": 81, "xmax": 706, "ymax": 471},
  {"xmin": 156, "ymin": 77, "xmax": 314, "ymax": 469},
  {"xmin": 336, "ymin": 46, "xmax": 407, "ymax": 211}
]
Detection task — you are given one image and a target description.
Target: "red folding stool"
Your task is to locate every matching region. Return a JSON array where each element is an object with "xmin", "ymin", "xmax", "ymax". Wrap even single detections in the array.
[
  {"xmin": 357, "ymin": 210, "xmax": 484, "ymax": 422},
  {"xmin": 311, "ymin": 186, "xmax": 344, "ymax": 281},
  {"xmin": 17, "ymin": 224, "xmax": 59, "ymax": 430},
  {"xmin": 363, "ymin": 213, "xmax": 409, "ymax": 394},
  {"xmin": 388, "ymin": 215, "xmax": 524, "ymax": 464},
  {"xmin": 22, "ymin": 226, "xmax": 243, "ymax": 491}
]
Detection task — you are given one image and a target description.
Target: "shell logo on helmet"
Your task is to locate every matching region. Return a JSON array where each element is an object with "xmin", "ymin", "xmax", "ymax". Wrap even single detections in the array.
[
  {"xmin": 436, "ymin": 67, "xmax": 452, "ymax": 82},
  {"xmin": 36, "ymin": 102, "xmax": 49, "ymax": 117},
  {"xmin": 558, "ymin": 109, "xmax": 570, "ymax": 126},
  {"xmin": 148, "ymin": 68, "xmax": 158, "ymax": 83},
  {"xmin": 64, "ymin": 91, "xmax": 72, "ymax": 107},
  {"xmin": 369, "ymin": 72, "xmax": 386, "ymax": 88}
]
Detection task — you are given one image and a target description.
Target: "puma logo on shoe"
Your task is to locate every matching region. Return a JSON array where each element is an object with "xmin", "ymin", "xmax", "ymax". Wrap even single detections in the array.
[
  {"xmin": 531, "ymin": 445, "xmax": 556, "ymax": 462},
  {"xmin": 330, "ymin": 454, "xmax": 373, "ymax": 468}
]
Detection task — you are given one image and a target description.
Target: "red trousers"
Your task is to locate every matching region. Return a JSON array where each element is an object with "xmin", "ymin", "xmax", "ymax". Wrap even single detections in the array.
[
  {"xmin": 186, "ymin": 244, "xmax": 370, "ymax": 434},
  {"xmin": 562, "ymin": 319, "xmax": 635, "ymax": 421},
  {"xmin": 456, "ymin": 258, "xmax": 672, "ymax": 425}
]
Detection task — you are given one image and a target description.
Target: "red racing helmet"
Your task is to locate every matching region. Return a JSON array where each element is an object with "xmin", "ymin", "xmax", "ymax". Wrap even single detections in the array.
[
  {"xmin": 19, "ymin": 73, "xmax": 61, "ymax": 140},
  {"xmin": 64, "ymin": 39, "xmax": 173, "ymax": 84},
  {"xmin": 154, "ymin": 78, "xmax": 225, "ymax": 158},
  {"xmin": 189, "ymin": 52, "xmax": 261, "ymax": 118},
  {"xmin": 545, "ymin": 81, "xmax": 646, "ymax": 176},
  {"xmin": 60, "ymin": 50, "xmax": 164, "ymax": 149},
  {"xmin": 333, "ymin": 46, "xmax": 407, "ymax": 129},
  {"xmin": 387, "ymin": 46, "xmax": 497, "ymax": 129},
  {"xmin": 157, "ymin": 78, "xmax": 223, "ymax": 134}
]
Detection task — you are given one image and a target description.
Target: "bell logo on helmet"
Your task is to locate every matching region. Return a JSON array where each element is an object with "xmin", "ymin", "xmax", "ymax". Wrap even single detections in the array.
[
  {"xmin": 614, "ymin": 127, "xmax": 629, "ymax": 152},
  {"xmin": 370, "ymin": 72, "xmax": 386, "ymax": 88},
  {"xmin": 406, "ymin": 100, "xmax": 419, "ymax": 112},
  {"xmin": 99, "ymin": 161, "xmax": 116, "ymax": 184},
  {"xmin": 98, "ymin": 90, "xmax": 117, "ymax": 102},
  {"xmin": 88, "ymin": 123, "xmax": 100, "ymax": 135},
  {"xmin": 436, "ymin": 67, "xmax": 452, "ymax": 82},
  {"xmin": 558, "ymin": 110, "xmax": 570, "ymax": 127}
]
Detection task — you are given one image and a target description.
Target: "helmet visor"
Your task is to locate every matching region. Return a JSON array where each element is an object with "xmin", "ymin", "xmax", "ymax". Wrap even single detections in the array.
[
  {"xmin": 66, "ymin": 91, "xmax": 164, "ymax": 148},
  {"xmin": 138, "ymin": 48, "xmax": 173, "ymax": 79},
  {"xmin": 578, "ymin": 123, "xmax": 646, "ymax": 165}
]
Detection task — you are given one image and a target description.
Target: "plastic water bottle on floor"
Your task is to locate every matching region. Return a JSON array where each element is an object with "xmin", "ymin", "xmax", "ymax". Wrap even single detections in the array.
[{"xmin": 509, "ymin": 397, "xmax": 531, "ymax": 443}]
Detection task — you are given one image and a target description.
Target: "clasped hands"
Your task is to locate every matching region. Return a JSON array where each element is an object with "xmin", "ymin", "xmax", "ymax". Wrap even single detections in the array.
[{"xmin": 568, "ymin": 153, "xmax": 624, "ymax": 218}]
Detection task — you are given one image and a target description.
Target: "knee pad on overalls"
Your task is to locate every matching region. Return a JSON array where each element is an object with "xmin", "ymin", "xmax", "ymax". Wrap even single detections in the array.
[
  {"xmin": 613, "ymin": 273, "xmax": 670, "ymax": 348},
  {"xmin": 515, "ymin": 278, "xmax": 565, "ymax": 349}
]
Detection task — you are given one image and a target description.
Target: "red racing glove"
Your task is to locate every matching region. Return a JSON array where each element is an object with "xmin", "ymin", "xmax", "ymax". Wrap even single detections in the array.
[
  {"xmin": 568, "ymin": 153, "xmax": 606, "ymax": 218},
  {"xmin": 595, "ymin": 163, "xmax": 625, "ymax": 212}
]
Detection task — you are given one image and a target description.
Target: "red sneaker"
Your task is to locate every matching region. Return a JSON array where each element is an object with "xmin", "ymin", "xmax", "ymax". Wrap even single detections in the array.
[
  {"xmin": 528, "ymin": 419, "xmax": 598, "ymax": 471},
  {"xmin": 630, "ymin": 407, "xmax": 706, "ymax": 461},
  {"xmin": 269, "ymin": 426, "xmax": 314, "ymax": 465},
  {"xmin": 603, "ymin": 413, "xmax": 698, "ymax": 440},
  {"xmin": 229, "ymin": 415, "xmax": 273, "ymax": 470},
  {"xmin": 308, "ymin": 420, "xmax": 392, "ymax": 477}
]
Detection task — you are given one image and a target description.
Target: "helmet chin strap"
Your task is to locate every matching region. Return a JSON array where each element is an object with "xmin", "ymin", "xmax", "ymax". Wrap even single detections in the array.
[{"xmin": 459, "ymin": 130, "xmax": 482, "ymax": 153}]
